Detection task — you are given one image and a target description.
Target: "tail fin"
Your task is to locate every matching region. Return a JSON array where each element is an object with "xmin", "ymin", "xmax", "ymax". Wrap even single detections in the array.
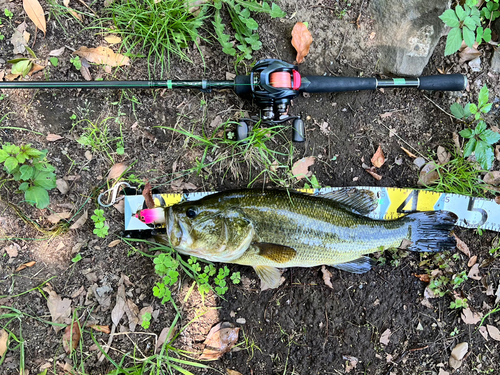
[{"xmin": 405, "ymin": 211, "xmax": 458, "ymax": 252}]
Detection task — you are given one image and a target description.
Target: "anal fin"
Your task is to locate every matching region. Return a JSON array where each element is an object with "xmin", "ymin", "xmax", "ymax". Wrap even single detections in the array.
[
  {"xmin": 254, "ymin": 265, "xmax": 283, "ymax": 291},
  {"xmin": 332, "ymin": 256, "xmax": 375, "ymax": 274}
]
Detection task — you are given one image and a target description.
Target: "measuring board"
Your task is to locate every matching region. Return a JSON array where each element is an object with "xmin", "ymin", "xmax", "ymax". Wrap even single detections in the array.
[{"xmin": 123, "ymin": 187, "xmax": 500, "ymax": 233}]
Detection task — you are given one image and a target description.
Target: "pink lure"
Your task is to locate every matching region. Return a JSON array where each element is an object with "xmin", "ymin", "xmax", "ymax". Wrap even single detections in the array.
[{"xmin": 135, "ymin": 208, "xmax": 164, "ymax": 224}]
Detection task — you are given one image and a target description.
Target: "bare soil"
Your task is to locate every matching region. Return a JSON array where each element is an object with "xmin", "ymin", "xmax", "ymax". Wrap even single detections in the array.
[{"xmin": 1, "ymin": 0, "xmax": 500, "ymax": 374}]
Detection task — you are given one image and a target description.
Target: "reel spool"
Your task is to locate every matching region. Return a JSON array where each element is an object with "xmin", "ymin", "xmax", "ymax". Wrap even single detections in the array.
[{"xmin": 237, "ymin": 59, "xmax": 305, "ymax": 143}]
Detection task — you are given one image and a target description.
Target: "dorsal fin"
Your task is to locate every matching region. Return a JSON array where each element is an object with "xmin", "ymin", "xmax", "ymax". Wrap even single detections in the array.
[
  {"xmin": 252, "ymin": 243, "xmax": 297, "ymax": 263},
  {"xmin": 318, "ymin": 188, "xmax": 378, "ymax": 215}
]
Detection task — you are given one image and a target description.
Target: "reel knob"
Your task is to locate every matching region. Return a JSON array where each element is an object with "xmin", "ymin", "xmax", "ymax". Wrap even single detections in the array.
[
  {"xmin": 236, "ymin": 121, "xmax": 249, "ymax": 143},
  {"xmin": 292, "ymin": 118, "xmax": 305, "ymax": 142}
]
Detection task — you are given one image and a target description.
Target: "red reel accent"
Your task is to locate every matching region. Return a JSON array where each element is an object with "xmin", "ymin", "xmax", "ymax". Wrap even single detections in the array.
[
  {"xmin": 292, "ymin": 70, "xmax": 301, "ymax": 90},
  {"xmin": 269, "ymin": 72, "xmax": 292, "ymax": 89}
]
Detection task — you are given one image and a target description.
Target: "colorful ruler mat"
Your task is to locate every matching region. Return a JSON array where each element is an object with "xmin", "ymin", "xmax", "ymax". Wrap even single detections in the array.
[{"xmin": 123, "ymin": 187, "xmax": 500, "ymax": 233}]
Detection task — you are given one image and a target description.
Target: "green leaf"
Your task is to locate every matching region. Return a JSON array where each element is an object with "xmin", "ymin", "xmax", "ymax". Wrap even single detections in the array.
[
  {"xmin": 19, "ymin": 165, "xmax": 34, "ymax": 180},
  {"xmin": 439, "ymin": 9, "xmax": 460, "ymax": 27},
  {"xmin": 3, "ymin": 144, "xmax": 20, "ymax": 154},
  {"xmin": 19, "ymin": 182, "xmax": 29, "ymax": 191},
  {"xmin": 463, "ymin": 16, "xmax": 476, "ymax": 31},
  {"xmin": 463, "ymin": 138, "xmax": 476, "ymax": 157},
  {"xmin": 0, "ymin": 149, "xmax": 9, "ymax": 162},
  {"xmin": 11, "ymin": 59, "xmax": 32, "ymax": 76},
  {"xmin": 481, "ymin": 103, "xmax": 492, "ymax": 113},
  {"xmin": 475, "ymin": 121, "xmax": 487, "ymax": 134},
  {"xmin": 4, "ymin": 156, "xmax": 19, "ymax": 173},
  {"xmin": 455, "ymin": 5, "xmax": 466, "ymax": 20},
  {"xmin": 459, "ymin": 128, "xmax": 473, "ymax": 138},
  {"xmin": 49, "ymin": 57, "xmax": 58, "ymax": 67},
  {"xmin": 469, "ymin": 103, "xmax": 478, "ymax": 114},
  {"xmin": 450, "ymin": 103, "xmax": 465, "ymax": 118},
  {"xmin": 463, "ymin": 26, "xmax": 475, "ymax": 48},
  {"xmin": 478, "ymin": 85, "xmax": 489, "ymax": 107},
  {"xmin": 444, "ymin": 27, "xmax": 463, "ymax": 56},
  {"xmin": 482, "ymin": 28, "xmax": 492, "ymax": 42},
  {"xmin": 463, "ymin": 103, "xmax": 472, "ymax": 118},
  {"xmin": 25, "ymin": 186, "xmax": 50, "ymax": 209},
  {"xmin": 16, "ymin": 152, "xmax": 28, "ymax": 163},
  {"xmin": 479, "ymin": 129, "xmax": 500, "ymax": 145},
  {"xmin": 240, "ymin": 7, "xmax": 250, "ymax": 18},
  {"xmin": 34, "ymin": 171, "xmax": 56, "ymax": 190},
  {"xmin": 270, "ymin": 3, "xmax": 286, "ymax": 18},
  {"xmin": 475, "ymin": 141, "xmax": 495, "ymax": 170},
  {"xmin": 476, "ymin": 26, "xmax": 484, "ymax": 43},
  {"xmin": 245, "ymin": 18, "xmax": 258, "ymax": 30}
]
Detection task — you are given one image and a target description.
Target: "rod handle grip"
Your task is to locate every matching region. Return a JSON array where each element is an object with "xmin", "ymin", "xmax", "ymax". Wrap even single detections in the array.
[{"xmin": 418, "ymin": 74, "xmax": 467, "ymax": 91}]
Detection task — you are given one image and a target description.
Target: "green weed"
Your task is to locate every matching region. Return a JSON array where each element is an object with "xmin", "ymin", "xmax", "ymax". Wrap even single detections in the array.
[
  {"xmin": 7, "ymin": 46, "xmax": 39, "ymax": 77},
  {"xmin": 140, "ymin": 312, "xmax": 152, "ymax": 329},
  {"xmin": 70, "ymin": 56, "xmax": 82, "ymax": 70},
  {"xmin": 0, "ymin": 143, "xmax": 57, "ymax": 209},
  {"xmin": 91, "ymin": 209, "xmax": 109, "ymax": 238},
  {"xmin": 450, "ymin": 297, "xmax": 468, "ymax": 309}
]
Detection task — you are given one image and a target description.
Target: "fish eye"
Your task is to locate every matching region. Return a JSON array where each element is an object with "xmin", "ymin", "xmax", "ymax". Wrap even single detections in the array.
[{"xmin": 186, "ymin": 208, "xmax": 198, "ymax": 219}]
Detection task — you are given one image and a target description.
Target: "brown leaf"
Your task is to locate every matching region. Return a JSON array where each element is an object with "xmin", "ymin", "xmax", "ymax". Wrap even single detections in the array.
[
  {"xmin": 199, "ymin": 322, "xmax": 240, "ymax": 360},
  {"xmin": 418, "ymin": 162, "xmax": 439, "ymax": 185},
  {"xmin": 495, "ymin": 145, "xmax": 500, "ymax": 162},
  {"xmin": 49, "ymin": 47, "xmax": 65, "ymax": 56},
  {"xmin": 111, "ymin": 285, "xmax": 126, "ymax": 326},
  {"xmin": 401, "ymin": 147, "xmax": 418, "ymax": 159},
  {"xmin": 46, "ymin": 133, "xmax": 63, "ymax": 141},
  {"xmin": 89, "ymin": 324, "xmax": 111, "ymax": 334},
  {"xmin": 343, "ymin": 355, "xmax": 358, "ymax": 373},
  {"xmin": 108, "ymin": 239, "xmax": 121, "ymax": 248},
  {"xmin": 467, "ymin": 255, "xmax": 477, "ymax": 267},
  {"xmin": 449, "ymin": 342, "xmax": 468, "ymax": 369},
  {"xmin": 496, "ymin": 196, "xmax": 500, "ymax": 205},
  {"xmin": 124, "ymin": 299, "xmax": 140, "ymax": 331},
  {"xmin": 47, "ymin": 212, "xmax": 72, "ymax": 224},
  {"xmin": 321, "ymin": 265, "xmax": 333, "ymax": 289},
  {"xmin": 487, "ymin": 325, "xmax": 500, "ymax": 341},
  {"xmin": 170, "ymin": 179, "xmax": 198, "ymax": 192},
  {"xmin": 0, "ymin": 329, "xmax": 8, "ymax": 357},
  {"xmin": 62, "ymin": 322, "xmax": 81, "ymax": 353},
  {"xmin": 365, "ymin": 167, "xmax": 382, "ymax": 180},
  {"xmin": 291, "ymin": 22, "xmax": 313, "ymax": 64},
  {"xmin": 414, "ymin": 274, "xmax": 430, "ymax": 283},
  {"xmin": 468, "ymin": 264, "xmax": 481, "ymax": 280},
  {"xmin": 483, "ymin": 171, "xmax": 500, "ymax": 186},
  {"xmin": 479, "ymin": 326, "xmax": 489, "ymax": 340},
  {"xmin": 28, "ymin": 63, "xmax": 45, "ymax": 76},
  {"xmin": 14, "ymin": 260, "xmax": 36, "ymax": 272},
  {"xmin": 459, "ymin": 43, "xmax": 481, "ymax": 64},
  {"xmin": 379, "ymin": 112, "xmax": 392, "ymax": 119},
  {"xmin": 496, "ymin": 284, "xmax": 500, "ymax": 305},
  {"xmin": 226, "ymin": 370, "xmax": 243, "ymax": 375},
  {"xmin": 105, "ymin": 35, "xmax": 122, "ymax": 44},
  {"xmin": 114, "ymin": 200, "xmax": 125, "ymax": 214},
  {"xmin": 5, "ymin": 244, "xmax": 19, "ymax": 258},
  {"xmin": 452, "ymin": 132, "xmax": 462, "ymax": 155},
  {"xmin": 156, "ymin": 325, "xmax": 176, "ymax": 349},
  {"xmin": 461, "ymin": 307, "xmax": 482, "ymax": 325},
  {"xmin": 56, "ymin": 179, "xmax": 69, "ymax": 194},
  {"xmin": 73, "ymin": 46, "xmax": 130, "ymax": 67},
  {"xmin": 45, "ymin": 288, "xmax": 72, "ymax": 332},
  {"xmin": 437, "ymin": 146, "xmax": 450, "ymax": 165},
  {"xmin": 142, "ymin": 182, "xmax": 155, "ymax": 209},
  {"xmin": 380, "ymin": 328, "xmax": 391, "ymax": 346},
  {"xmin": 23, "ymin": 0, "xmax": 46, "ymax": 35},
  {"xmin": 371, "ymin": 145, "xmax": 385, "ymax": 168},
  {"xmin": 80, "ymin": 65, "xmax": 92, "ymax": 81},
  {"xmin": 292, "ymin": 156, "xmax": 315, "ymax": 180},
  {"xmin": 107, "ymin": 163, "xmax": 128, "ymax": 180},
  {"xmin": 453, "ymin": 234, "xmax": 470, "ymax": 257},
  {"xmin": 69, "ymin": 210, "xmax": 88, "ymax": 230}
]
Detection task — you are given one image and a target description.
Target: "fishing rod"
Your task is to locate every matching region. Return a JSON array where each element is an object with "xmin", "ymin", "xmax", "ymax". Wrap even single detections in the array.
[{"xmin": 0, "ymin": 59, "xmax": 467, "ymax": 142}]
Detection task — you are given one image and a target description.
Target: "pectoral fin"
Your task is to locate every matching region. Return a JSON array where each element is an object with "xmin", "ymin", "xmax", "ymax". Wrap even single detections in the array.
[
  {"xmin": 332, "ymin": 256, "xmax": 375, "ymax": 274},
  {"xmin": 254, "ymin": 265, "xmax": 283, "ymax": 291},
  {"xmin": 252, "ymin": 242, "xmax": 297, "ymax": 263},
  {"xmin": 318, "ymin": 188, "xmax": 378, "ymax": 215}
]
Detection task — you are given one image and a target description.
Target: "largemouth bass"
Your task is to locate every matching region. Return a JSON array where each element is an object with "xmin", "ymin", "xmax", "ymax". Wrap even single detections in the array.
[{"xmin": 136, "ymin": 189, "xmax": 457, "ymax": 289}]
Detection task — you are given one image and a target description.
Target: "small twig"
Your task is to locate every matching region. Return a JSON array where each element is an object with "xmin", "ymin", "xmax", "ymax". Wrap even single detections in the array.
[
  {"xmin": 377, "ymin": 121, "xmax": 427, "ymax": 160},
  {"xmin": 75, "ymin": 0, "xmax": 98, "ymax": 16},
  {"xmin": 336, "ymin": 32, "xmax": 347, "ymax": 60},
  {"xmin": 356, "ymin": 0, "xmax": 366, "ymax": 28},
  {"xmin": 422, "ymin": 94, "xmax": 458, "ymax": 121}
]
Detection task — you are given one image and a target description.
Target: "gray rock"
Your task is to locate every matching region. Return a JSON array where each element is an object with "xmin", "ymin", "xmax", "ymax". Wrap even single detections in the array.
[
  {"xmin": 492, "ymin": 50, "xmax": 500, "ymax": 73},
  {"xmin": 369, "ymin": 0, "xmax": 451, "ymax": 76}
]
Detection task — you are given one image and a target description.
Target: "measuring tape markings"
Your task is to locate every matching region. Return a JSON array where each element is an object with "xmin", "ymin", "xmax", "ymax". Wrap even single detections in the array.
[{"xmin": 123, "ymin": 187, "xmax": 500, "ymax": 232}]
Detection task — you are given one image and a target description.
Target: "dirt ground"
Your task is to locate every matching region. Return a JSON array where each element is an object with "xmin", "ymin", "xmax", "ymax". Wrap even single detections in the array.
[{"xmin": 1, "ymin": 0, "xmax": 500, "ymax": 374}]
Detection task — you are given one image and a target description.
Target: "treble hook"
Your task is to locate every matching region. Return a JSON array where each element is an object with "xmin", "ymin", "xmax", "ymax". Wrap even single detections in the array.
[{"xmin": 98, "ymin": 182, "xmax": 132, "ymax": 207}]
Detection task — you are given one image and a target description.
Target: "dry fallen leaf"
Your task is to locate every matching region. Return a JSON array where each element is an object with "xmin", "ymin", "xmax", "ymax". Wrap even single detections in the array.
[
  {"xmin": 291, "ymin": 22, "xmax": 313, "ymax": 64},
  {"xmin": 5, "ymin": 244, "xmax": 19, "ymax": 258},
  {"xmin": 105, "ymin": 35, "xmax": 122, "ymax": 44},
  {"xmin": 321, "ymin": 265, "xmax": 333, "ymax": 289},
  {"xmin": 107, "ymin": 163, "xmax": 128, "ymax": 180},
  {"xmin": 45, "ymin": 134, "xmax": 63, "ymax": 142},
  {"xmin": 467, "ymin": 255, "xmax": 477, "ymax": 267},
  {"xmin": 111, "ymin": 285, "xmax": 126, "ymax": 326},
  {"xmin": 365, "ymin": 167, "xmax": 382, "ymax": 180},
  {"xmin": 23, "ymin": 0, "xmax": 46, "ymax": 35},
  {"xmin": 56, "ymin": 178, "xmax": 69, "ymax": 194},
  {"xmin": 414, "ymin": 274, "xmax": 430, "ymax": 283},
  {"xmin": 380, "ymin": 328, "xmax": 391, "ymax": 346},
  {"xmin": 371, "ymin": 145, "xmax": 385, "ymax": 168},
  {"xmin": 460, "ymin": 307, "xmax": 482, "ymax": 325},
  {"xmin": 199, "ymin": 322, "xmax": 240, "ymax": 360},
  {"xmin": 108, "ymin": 239, "xmax": 121, "ymax": 248},
  {"xmin": 10, "ymin": 22, "xmax": 29, "ymax": 54},
  {"xmin": 70, "ymin": 210, "xmax": 88, "ymax": 230},
  {"xmin": 89, "ymin": 325, "xmax": 111, "ymax": 334},
  {"xmin": 47, "ymin": 212, "xmax": 72, "ymax": 224},
  {"xmin": 496, "ymin": 196, "xmax": 500, "ymax": 205},
  {"xmin": 45, "ymin": 288, "xmax": 72, "ymax": 332},
  {"xmin": 401, "ymin": 147, "xmax": 418, "ymax": 159},
  {"xmin": 449, "ymin": 342, "xmax": 468, "ymax": 369},
  {"xmin": 73, "ymin": 46, "xmax": 130, "ymax": 67},
  {"xmin": 49, "ymin": 47, "xmax": 66, "ymax": 56},
  {"xmin": 484, "ymin": 171, "xmax": 500, "ymax": 186},
  {"xmin": 495, "ymin": 284, "xmax": 500, "ymax": 305},
  {"xmin": 459, "ymin": 42, "xmax": 481, "ymax": 64},
  {"xmin": 479, "ymin": 325, "xmax": 489, "ymax": 340},
  {"xmin": 453, "ymin": 234, "xmax": 471, "ymax": 257},
  {"xmin": 14, "ymin": 260, "xmax": 36, "ymax": 273},
  {"xmin": 437, "ymin": 146, "xmax": 450, "ymax": 165},
  {"xmin": 487, "ymin": 325, "xmax": 500, "ymax": 341},
  {"xmin": 418, "ymin": 162, "xmax": 439, "ymax": 185},
  {"xmin": 124, "ymin": 299, "xmax": 140, "ymax": 331},
  {"xmin": 62, "ymin": 322, "xmax": 81, "ymax": 353},
  {"xmin": 495, "ymin": 145, "xmax": 500, "ymax": 162},
  {"xmin": 468, "ymin": 263, "xmax": 481, "ymax": 280},
  {"xmin": 379, "ymin": 112, "xmax": 392, "ymax": 119},
  {"xmin": 343, "ymin": 355, "xmax": 358, "ymax": 373},
  {"xmin": 142, "ymin": 182, "xmax": 155, "ymax": 209},
  {"xmin": 28, "ymin": 63, "xmax": 45, "ymax": 76},
  {"xmin": 292, "ymin": 156, "xmax": 315, "ymax": 180},
  {"xmin": 170, "ymin": 179, "xmax": 198, "ymax": 192},
  {"xmin": 0, "ymin": 329, "xmax": 9, "ymax": 358},
  {"xmin": 226, "ymin": 370, "xmax": 243, "ymax": 375}
]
